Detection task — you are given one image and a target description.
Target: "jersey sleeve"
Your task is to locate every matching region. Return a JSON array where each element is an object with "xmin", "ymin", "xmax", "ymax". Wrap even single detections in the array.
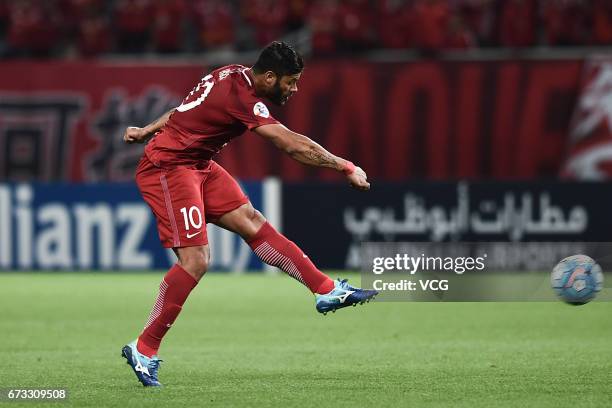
[{"xmin": 228, "ymin": 88, "xmax": 279, "ymax": 130}]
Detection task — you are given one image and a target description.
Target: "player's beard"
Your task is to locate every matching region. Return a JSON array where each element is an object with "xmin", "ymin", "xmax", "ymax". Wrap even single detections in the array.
[{"xmin": 268, "ymin": 82, "xmax": 289, "ymax": 106}]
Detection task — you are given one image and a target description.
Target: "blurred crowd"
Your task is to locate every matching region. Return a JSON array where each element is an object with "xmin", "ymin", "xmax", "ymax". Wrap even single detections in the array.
[{"xmin": 0, "ymin": 0, "xmax": 611, "ymax": 58}]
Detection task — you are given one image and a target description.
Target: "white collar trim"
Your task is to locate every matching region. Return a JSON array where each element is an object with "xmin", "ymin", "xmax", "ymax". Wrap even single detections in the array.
[{"xmin": 241, "ymin": 69, "xmax": 253, "ymax": 87}]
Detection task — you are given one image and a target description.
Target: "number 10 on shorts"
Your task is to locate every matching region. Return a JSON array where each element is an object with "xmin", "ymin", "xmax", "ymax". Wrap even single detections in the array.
[{"xmin": 179, "ymin": 206, "xmax": 203, "ymax": 231}]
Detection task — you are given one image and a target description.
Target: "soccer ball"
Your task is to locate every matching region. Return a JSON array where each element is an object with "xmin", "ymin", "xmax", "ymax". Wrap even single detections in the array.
[{"xmin": 551, "ymin": 255, "xmax": 604, "ymax": 305}]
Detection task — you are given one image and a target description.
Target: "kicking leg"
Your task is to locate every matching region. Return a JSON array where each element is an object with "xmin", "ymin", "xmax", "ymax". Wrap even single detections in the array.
[{"xmin": 214, "ymin": 203, "xmax": 378, "ymax": 314}]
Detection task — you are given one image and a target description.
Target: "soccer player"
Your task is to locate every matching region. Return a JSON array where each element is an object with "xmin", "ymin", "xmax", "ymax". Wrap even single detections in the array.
[{"xmin": 121, "ymin": 42, "xmax": 377, "ymax": 387}]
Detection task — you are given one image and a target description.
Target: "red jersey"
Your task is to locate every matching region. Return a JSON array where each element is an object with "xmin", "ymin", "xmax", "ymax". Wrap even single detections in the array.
[{"xmin": 145, "ymin": 64, "xmax": 279, "ymax": 168}]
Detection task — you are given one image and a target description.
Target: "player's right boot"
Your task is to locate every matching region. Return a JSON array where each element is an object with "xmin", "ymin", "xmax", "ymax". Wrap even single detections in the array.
[
  {"xmin": 121, "ymin": 341, "xmax": 163, "ymax": 387},
  {"xmin": 315, "ymin": 278, "xmax": 378, "ymax": 315}
]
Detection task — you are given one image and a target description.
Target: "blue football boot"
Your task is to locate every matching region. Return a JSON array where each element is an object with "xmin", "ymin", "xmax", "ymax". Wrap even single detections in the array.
[
  {"xmin": 315, "ymin": 279, "xmax": 378, "ymax": 315},
  {"xmin": 121, "ymin": 341, "xmax": 163, "ymax": 387}
]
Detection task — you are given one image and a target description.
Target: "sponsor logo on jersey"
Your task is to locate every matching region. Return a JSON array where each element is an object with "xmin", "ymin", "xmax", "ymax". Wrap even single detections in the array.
[{"xmin": 253, "ymin": 102, "xmax": 270, "ymax": 118}]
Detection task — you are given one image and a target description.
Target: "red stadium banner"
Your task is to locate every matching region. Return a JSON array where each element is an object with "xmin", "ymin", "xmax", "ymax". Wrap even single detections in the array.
[
  {"xmin": 561, "ymin": 57, "xmax": 612, "ymax": 180},
  {"xmin": 0, "ymin": 59, "xmax": 583, "ymax": 181}
]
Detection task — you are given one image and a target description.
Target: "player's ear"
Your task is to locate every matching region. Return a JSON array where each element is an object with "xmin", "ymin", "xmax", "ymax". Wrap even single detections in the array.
[{"xmin": 264, "ymin": 71, "xmax": 278, "ymax": 87}]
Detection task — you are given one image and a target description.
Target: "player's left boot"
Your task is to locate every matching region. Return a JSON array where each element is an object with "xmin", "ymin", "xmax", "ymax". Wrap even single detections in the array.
[
  {"xmin": 315, "ymin": 278, "xmax": 378, "ymax": 315},
  {"xmin": 121, "ymin": 341, "xmax": 163, "ymax": 387}
]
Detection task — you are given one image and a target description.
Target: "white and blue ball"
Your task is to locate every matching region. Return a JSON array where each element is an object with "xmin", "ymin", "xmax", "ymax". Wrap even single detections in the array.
[{"xmin": 551, "ymin": 255, "xmax": 604, "ymax": 305}]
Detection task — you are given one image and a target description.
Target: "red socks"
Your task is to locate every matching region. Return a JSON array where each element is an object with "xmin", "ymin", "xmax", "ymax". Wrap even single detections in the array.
[
  {"xmin": 248, "ymin": 222, "xmax": 335, "ymax": 294},
  {"xmin": 137, "ymin": 264, "xmax": 198, "ymax": 357}
]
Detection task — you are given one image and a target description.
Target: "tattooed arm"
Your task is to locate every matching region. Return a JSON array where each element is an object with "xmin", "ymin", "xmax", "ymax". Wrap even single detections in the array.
[
  {"xmin": 123, "ymin": 108, "xmax": 176, "ymax": 144},
  {"xmin": 255, "ymin": 123, "xmax": 370, "ymax": 190}
]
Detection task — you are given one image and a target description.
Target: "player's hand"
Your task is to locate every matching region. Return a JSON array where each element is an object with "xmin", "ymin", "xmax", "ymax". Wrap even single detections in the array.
[
  {"xmin": 347, "ymin": 166, "xmax": 370, "ymax": 191},
  {"xmin": 123, "ymin": 126, "xmax": 148, "ymax": 144}
]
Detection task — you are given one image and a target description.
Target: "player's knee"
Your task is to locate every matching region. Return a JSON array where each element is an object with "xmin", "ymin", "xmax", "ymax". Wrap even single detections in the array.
[
  {"xmin": 179, "ymin": 248, "xmax": 209, "ymax": 280},
  {"xmin": 243, "ymin": 207, "xmax": 266, "ymax": 238},
  {"xmin": 186, "ymin": 255, "xmax": 208, "ymax": 280},
  {"xmin": 248, "ymin": 207, "xmax": 266, "ymax": 226}
]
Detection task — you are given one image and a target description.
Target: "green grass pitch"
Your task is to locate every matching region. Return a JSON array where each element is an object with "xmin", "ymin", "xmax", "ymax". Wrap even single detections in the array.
[{"xmin": 0, "ymin": 272, "xmax": 611, "ymax": 407}]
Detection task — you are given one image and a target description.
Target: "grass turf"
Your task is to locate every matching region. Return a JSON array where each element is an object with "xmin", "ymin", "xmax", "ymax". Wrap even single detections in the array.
[{"xmin": 0, "ymin": 272, "xmax": 611, "ymax": 408}]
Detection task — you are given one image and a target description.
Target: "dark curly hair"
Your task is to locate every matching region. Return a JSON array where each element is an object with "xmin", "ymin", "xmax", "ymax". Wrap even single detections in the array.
[{"xmin": 252, "ymin": 41, "xmax": 304, "ymax": 77}]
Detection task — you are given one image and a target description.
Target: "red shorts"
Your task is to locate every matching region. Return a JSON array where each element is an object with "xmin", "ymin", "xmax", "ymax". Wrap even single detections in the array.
[{"xmin": 136, "ymin": 155, "xmax": 249, "ymax": 248}]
